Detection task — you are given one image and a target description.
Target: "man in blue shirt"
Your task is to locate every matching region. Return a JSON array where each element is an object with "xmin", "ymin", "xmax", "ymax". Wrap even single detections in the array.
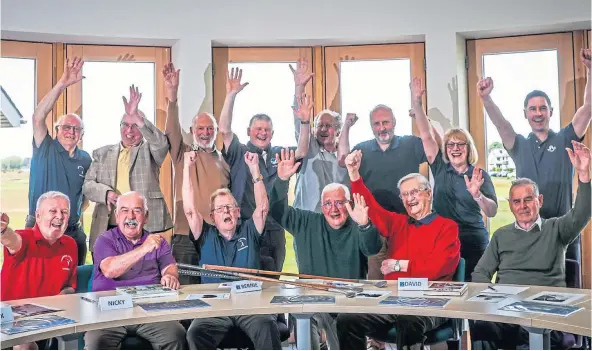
[
  {"xmin": 182, "ymin": 150, "xmax": 281, "ymax": 350},
  {"xmin": 26, "ymin": 56, "xmax": 92, "ymax": 265}
]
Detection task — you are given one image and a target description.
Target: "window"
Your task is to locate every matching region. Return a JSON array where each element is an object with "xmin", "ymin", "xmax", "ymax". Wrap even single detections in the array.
[{"xmin": 65, "ymin": 45, "xmax": 171, "ymax": 262}]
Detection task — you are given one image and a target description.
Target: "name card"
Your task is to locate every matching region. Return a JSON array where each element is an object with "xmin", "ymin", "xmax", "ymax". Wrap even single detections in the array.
[
  {"xmin": 231, "ymin": 280, "xmax": 263, "ymax": 294},
  {"xmin": 0, "ymin": 305, "xmax": 13, "ymax": 323},
  {"xmin": 98, "ymin": 295, "xmax": 133, "ymax": 312},
  {"xmin": 398, "ymin": 278, "xmax": 428, "ymax": 291}
]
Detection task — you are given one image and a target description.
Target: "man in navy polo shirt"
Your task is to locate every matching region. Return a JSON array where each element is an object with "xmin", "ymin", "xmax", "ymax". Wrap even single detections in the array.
[
  {"xmin": 27, "ymin": 56, "xmax": 92, "ymax": 265},
  {"xmin": 478, "ymin": 48, "xmax": 591, "ymax": 263},
  {"xmin": 337, "ymin": 104, "xmax": 427, "ymax": 279},
  {"xmin": 182, "ymin": 150, "xmax": 281, "ymax": 350}
]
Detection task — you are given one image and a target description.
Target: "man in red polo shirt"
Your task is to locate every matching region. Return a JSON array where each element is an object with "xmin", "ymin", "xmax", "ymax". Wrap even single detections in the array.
[
  {"xmin": 336, "ymin": 150, "xmax": 460, "ymax": 349},
  {"xmin": 1, "ymin": 191, "xmax": 77, "ymax": 350}
]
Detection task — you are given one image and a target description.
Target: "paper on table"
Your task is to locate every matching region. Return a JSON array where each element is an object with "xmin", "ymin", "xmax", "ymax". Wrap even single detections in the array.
[
  {"xmin": 524, "ymin": 291, "xmax": 586, "ymax": 305},
  {"xmin": 480, "ymin": 285, "xmax": 529, "ymax": 295},
  {"xmin": 355, "ymin": 290, "xmax": 392, "ymax": 299},
  {"xmin": 468, "ymin": 293, "xmax": 510, "ymax": 303},
  {"xmin": 186, "ymin": 293, "xmax": 230, "ymax": 300}
]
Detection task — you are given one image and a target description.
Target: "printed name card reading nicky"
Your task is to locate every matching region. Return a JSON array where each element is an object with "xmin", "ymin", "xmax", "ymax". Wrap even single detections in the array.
[
  {"xmin": 98, "ymin": 295, "xmax": 134, "ymax": 312},
  {"xmin": 398, "ymin": 278, "xmax": 428, "ymax": 291},
  {"xmin": 231, "ymin": 280, "xmax": 263, "ymax": 294}
]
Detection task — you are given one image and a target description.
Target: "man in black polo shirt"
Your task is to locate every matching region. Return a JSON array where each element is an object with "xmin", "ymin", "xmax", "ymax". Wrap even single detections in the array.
[
  {"xmin": 478, "ymin": 48, "xmax": 591, "ymax": 262},
  {"xmin": 182, "ymin": 150, "xmax": 281, "ymax": 350},
  {"xmin": 218, "ymin": 67, "xmax": 309, "ymax": 271},
  {"xmin": 27, "ymin": 56, "xmax": 92, "ymax": 265},
  {"xmin": 338, "ymin": 105, "xmax": 427, "ymax": 279}
]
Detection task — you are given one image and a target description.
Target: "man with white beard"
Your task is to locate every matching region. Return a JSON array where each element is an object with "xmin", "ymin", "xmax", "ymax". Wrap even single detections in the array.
[{"xmin": 163, "ymin": 63, "xmax": 230, "ymax": 284}]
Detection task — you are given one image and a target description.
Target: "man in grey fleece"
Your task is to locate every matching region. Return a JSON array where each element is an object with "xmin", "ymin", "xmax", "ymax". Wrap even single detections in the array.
[{"xmin": 471, "ymin": 140, "xmax": 591, "ymax": 350}]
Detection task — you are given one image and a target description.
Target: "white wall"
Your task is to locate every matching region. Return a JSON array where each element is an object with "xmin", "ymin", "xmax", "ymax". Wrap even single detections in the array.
[{"xmin": 2, "ymin": 0, "xmax": 590, "ymax": 128}]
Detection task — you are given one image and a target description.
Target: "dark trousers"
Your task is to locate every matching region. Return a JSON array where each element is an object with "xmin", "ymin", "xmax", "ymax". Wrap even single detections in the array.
[
  {"xmin": 187, "ymin": 315, "xmax": 282, "ymax": 350},
  {"xmin": 171, "ymin": 234, "xmax": 201, "ymax": 285},
  {"xmin": 336, "ymin": 313, "xmax": 447, "ymax": 349},
  {"xmin": 260, "ymin": 228, "xmax": 286, "ymax": 271},
  {"xmin": 459, "ymin": 232, "xmax": 488, "ymax": 282},
  {"xmin": 471, "ymin": 320, "xmax": 565, "ymax": 349},
  {"xmin": 26, "ymin": 215, "xmax": 87, "ymax": 265}
]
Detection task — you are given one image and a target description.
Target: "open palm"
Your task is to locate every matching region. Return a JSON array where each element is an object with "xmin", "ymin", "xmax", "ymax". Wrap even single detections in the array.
[
  {"xmin": 59, "ymin": 57, "xmax": 84, "ymax": 87},
  {"xmin": 226, "ymin": 67, "xmax": 249, "ymax": 95},
  {"xmin": 276, "ymin": 149, "xmax": 301, "ymax": 181},
  {"xmin": 567, "ymin": 140, "xmax": 591, "ymax": 173},
  {"xmin": 346, "ymin": 193, "xmax": 368, "ymax": 226},
  {"xmin": 290, "ymin": 58, "xmax": 314, "ymax": 87},
  {"xmin": 464, "ymin": 167, "xmax": 484, "ymax": 198}
]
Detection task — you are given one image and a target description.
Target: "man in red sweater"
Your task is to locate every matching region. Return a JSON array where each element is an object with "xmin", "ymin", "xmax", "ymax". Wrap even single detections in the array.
[{"xmin": 336, "ymin": 150, "xmax": 460, "ymax": 349}]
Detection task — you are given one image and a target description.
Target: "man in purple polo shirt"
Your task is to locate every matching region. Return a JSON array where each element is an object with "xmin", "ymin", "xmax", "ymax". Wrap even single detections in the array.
[{"xmin": 85, "ymin": 191, "xmax": 186, "ymax": 350}]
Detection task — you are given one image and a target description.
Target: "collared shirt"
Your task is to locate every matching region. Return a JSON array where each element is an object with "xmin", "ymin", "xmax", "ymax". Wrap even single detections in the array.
[
  {"xmin": 190, "ymin": 218, "xmax": 262, "ymax": 283},
  {"xmin": 352, "ymin": 135, "xmax": 426, "ymax": 213},
  {"xmin": 514, "ymin": 216, "xmax": 543, "ymax": 232},
  {"xmin": 508, "ymin": 123, "xmax": 583, "ymax": 218},
  {"xmin": 223, "ymin": 134, "xmax": 283, "ymax": 230},
  {"xmin": 109, "ymin": 145, "xmax": 132, "ymax": 225},
  {"xmin": 92, "ymin": 227, "xmax": 176, "ymax": 291},
  {"xmin": 1, "ymin": 225, "xmax": 78, "ymax": 301},
  {"xmin": 407, "ymin": 212, "xmax": 438, "ymax": 226},
  {"xmin": 29, "ymin": 134, "xmax": 92, "ymax": 226}
]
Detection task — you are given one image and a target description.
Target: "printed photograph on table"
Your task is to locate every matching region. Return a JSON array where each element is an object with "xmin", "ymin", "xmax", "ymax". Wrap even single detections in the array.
[
  {"xmin": 424, "ymin": 282, "xmax": 468, "ymax": 296},
  {"xmin": 116, "ymin": 284, "xmax": 179, "ymax": 300},
  {"xmin": 186, "ymin": 293, "xmax": 230, "ymax": 300},
  {"xmin": 468, "ymin": 293, "xmax": 510, "ymax": 303},
  {"xmin": 524, "ymin": 291, "xmax": 586, "ymax": 305},
  {"xmin": 138, "ymin": 299, "xmax": 211, "ymax": 312},
  {"xmin": 379, "ymin": 296, "xmax": 450, "ymax": 308},
  {"xmin": 355, "ymin": 290, "xmax": 392, "ymax": 299},
  {"xmin": 1, "ymin": 315, "xmax": 76, "ymax": 335},
  {"xmin": 11, "ymin": 304, "xmax": 62, "ymax": 318},
  {"xmin": 270, "ymin": 295, "xmax": 336, "ymax": 304},
  {"xmin": 499, "ymin": 301, "xmax": 584, "ymax": 317}
]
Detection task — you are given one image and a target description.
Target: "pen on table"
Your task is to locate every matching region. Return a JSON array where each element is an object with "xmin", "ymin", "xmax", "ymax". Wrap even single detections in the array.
[
  {"xmin": 80, "ymin": 296, "xmax": 97, "ymax": 304},
  {"xmin": 488, "ymin": 285, "xmax": 498, "ymax": 292}
]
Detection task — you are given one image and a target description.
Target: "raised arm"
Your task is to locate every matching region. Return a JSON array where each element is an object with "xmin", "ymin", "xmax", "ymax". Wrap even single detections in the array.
[
  {"xmin": 219, "ymin": 68, "xmax": 249, "ymax": 150},
  {"xmin": 557, "ymin": 141, "xmax": 592, "ymax": 244},
  {"xmin": 182, "ymin": 151, "xmax": 204, "ymax": 239},
  {"xmin": 163, "ymin": 63, "xmax": 184, "ymax": 164},
  {"xmin": 478, "ymin": 77, "xmax": 517, "ymax": 151},
  {"xmin": 0, "ymin": 213, "xmax": 22, "ymax": 254},
  {"xmin": 100, "ymin": 234, "xmax": 163, "ymax": 279},
  {"xmin": 244, "ymin": 152, "xmax": 269, "ymax": 233},
  {"xmin": 293, "ymin": 93, "xmax": 312, "ymax": 159},
  {"xmin": 572, "ymin": 49, "xmax": 592, "ymax": 138},
  {"xmin": 337, "ymin": 113, "xmax": 359, "ymax": 167},
  {"xmin": 269, "ymin": 149, "xmax": 305, "ymax": 233},
  {"xmin": 291, "ymin": 58, "xmax": 314, "ymax": 142},
  {"xmin": 345, "ymin": 193, "xmax": 383, "ymax": 256},
  {"xmin": 410, "ymin": 77, "xmax": 439, "ymax": 163},
  {"xmin": 472, "ymin": 234, "xmax": 500, "ymax": 283},
  {"xmin": 33, "ymin": 57, "xmax": 84, "ymax": 147}
]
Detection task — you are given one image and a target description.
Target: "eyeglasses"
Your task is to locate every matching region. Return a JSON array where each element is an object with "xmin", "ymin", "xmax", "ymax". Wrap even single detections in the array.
[
  {"xmin": 120, "ymin": 122, "xmax": 140, "ymax": 130},
  {"xmin": 212, "ymin": 204, "xmax": 237, "ymax": 214},
  {"xmin": 321, "ymin": 200, "xmax": 349, "ymax": 210},
  {"xmin": 399, "ymin": 188, "xmax": 428, "ymax": 199},
  {"xmin": 57, "ymin": 124, "xmax": 83, "ymax": 133},
  {"xmin": 445, "ymin": 142, "xmax": 467, "ymax": 149}
]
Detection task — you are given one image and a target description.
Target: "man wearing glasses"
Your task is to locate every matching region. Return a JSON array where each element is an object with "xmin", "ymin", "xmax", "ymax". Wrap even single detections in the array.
[
  {"xmin": 269, "ymin": 149, "xmax": 383, "ymax": 350},
  {"xmin": 28, "ymin": 57, "xmax": 92, "ymax": 265},
  {"xmin": 83, "ymin": 85, "xmax": 172, "ymax": 260},
  {"xmin": 183, "ymin": 150, "xmax": 282, "ymax": 350}
]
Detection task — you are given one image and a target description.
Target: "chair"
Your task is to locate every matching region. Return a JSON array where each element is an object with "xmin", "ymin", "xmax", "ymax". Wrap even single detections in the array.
[
  {"xmin": 216, "ymin": 313, "xmax": 291, "ymax": 349},
  {"xmin": 374, "ymin": 258, "xmax": 466, "ymax": 349}
]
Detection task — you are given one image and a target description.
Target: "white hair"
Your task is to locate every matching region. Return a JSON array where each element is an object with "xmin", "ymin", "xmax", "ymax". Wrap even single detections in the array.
[
  {"xmin": 116, "ymin": 191, "xmax": 149, "ymax": 213},
  {"xmin": 56, "ymin": 113, "xmax": 85, "ymax": 130},
  {"xmin": 192, "ymin": 112, "xmax": 218, "ymax": 130},
  {"xmin": 397, "ymin": 173, "xmax": 432, "ymax": 191},
  {"xmin": 321, "ymin": 183, "xmax": 351, "ymax": 201},
  {"xmin": 36, "ymin": 191, "xmax": 70, "ymax": 213},
  {"xmin": 191, "ymin": 112, "xmax": 218, "ymax": 149},
  {"xmin": 314, "ymin": 109, "xmax": 342, "ymax": 130}
]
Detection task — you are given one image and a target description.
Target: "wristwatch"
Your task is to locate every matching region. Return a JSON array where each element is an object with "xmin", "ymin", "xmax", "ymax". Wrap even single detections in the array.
[
  {"xmin": 300, "ymin": 121, "xmax": 310, "ymax": 124},
  {"xmin": 358, "ymin": 220, "xmax": 372, "ymax": 231},
  {"xmin": 393, "ymin": 260, "xmax": 401, "ymax": 272},
  {"xmin": 252, "ymin": 175, "xmax": 264, "ymax": 183}
]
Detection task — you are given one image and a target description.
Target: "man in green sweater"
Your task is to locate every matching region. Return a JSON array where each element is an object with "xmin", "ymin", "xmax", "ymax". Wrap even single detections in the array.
[
  {"xmin": 471, "ymin": 140, "xmax": 591, "ymax": 350},
  {"xmin": 269, "ymin": 149, "xmax": 383, "ymax": 350}
]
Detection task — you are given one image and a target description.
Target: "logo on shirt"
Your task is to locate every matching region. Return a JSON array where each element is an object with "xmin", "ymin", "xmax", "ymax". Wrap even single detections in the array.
[
  {"xmin": 237, "ymin": 237, "xmax": 248, "ymax": 252},
  {"xmin": 547, "ymin": 145, "xmax": 556, "ymax": 153},
  {"xmin": 61, "ymin": 255, "xmax": 74, "ymax": 271},
  {"xmin": 77, "ymin": 165, "xmax": 86, "ymax": 178},
  {"xmin": 270, "ymin": 157, "xmax": 278, "ymax": 167}
]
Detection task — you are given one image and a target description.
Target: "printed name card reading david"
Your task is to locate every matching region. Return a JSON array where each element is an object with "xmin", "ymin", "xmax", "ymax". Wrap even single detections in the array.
[
  {"xmin": 231, "ymin": 280, "xmax": 263, "ymax": 294},
  {"xmin": 98, "ymin": 295, "xmax": 134, "ymax": 311},
  {"xmin": 398, "ymin": 278, "xmax": 428, "ymax": 291}
]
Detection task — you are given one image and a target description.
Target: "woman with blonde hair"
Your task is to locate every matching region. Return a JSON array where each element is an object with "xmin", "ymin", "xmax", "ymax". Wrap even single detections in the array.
[{"xmin": 409, "ymin": 78, "xmax": 498, "ymax": 281}]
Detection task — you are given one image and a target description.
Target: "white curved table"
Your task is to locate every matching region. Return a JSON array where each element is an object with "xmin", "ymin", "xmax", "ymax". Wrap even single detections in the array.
[{"xmin": 1, "ymin": 282, "xmax": 590, "ymax": 350}]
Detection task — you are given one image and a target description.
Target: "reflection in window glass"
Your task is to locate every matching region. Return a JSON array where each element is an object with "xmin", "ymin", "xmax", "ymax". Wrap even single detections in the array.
[
  {"xmin": 482, "ymin": 50, "xmax": 560, "ymax": 235},
  {"xmin": 0, "ymin": 57, "xmax": 35, "ymax": 230},
  {"xmin": 81, "ymin": 62, "xmax": 155, "ymax": 155},
  {"xmin": 228, "ymin": 62, "xmax": 297, "ymax": 148},
  {"xmin": 340, "ymin": 59, "xmax": 413, "ymax": 147}
]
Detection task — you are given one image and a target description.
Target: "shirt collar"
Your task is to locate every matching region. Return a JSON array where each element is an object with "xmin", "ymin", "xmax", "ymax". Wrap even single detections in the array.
[
  {"xmin": 446, "ymin": 162, "xmax": 474, "ymax": 175},
  {"xmin": 114, "ymin": 226, "xmax": 149, "ymax": 245},
  {"xmin": 191, "ymin": 144, "xmax": 218, "ymax": 154},
  {"xmin": 54, "ymin": 138, "xmax": 81, "ymax": 160},
  {"xmin": 528, "ymin": 129, "xmax": 556, "ymax": 144},
  {"xmin": 371, "ymin": 135, "xmax": 400, "ymax": 152},
  {"xmin": 514, "ymin": 216, "xmax": 543, "ymax": 232},
  {"xmin": 407, "ymin": 212, "xmax": 438, "ymax": 227},
  {"xmin": 247, "ymin": 141, "xmax": 271, "ymax": 155},
  {"xmin": 32, "ymin": 224, "xmax": 65, "ymax": 246}
]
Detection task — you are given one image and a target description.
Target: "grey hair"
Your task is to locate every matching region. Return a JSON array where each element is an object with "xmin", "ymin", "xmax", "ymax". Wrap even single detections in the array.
[
  {"xmin": 56, "ymin": 113, "xmax": 85, "ymax": 129},
  {"xmin": 321, "ymin": 183, "xmax": 351, "ymax": 201},
  {"xmin": 397, "ymin": 173, "xmax": 432, "ymax": 191},
  {"xmin": 369, "ymin": 104, "xmax": 394, "ymax": 121},
  {"xmin": 249, "ymin": 113, "xmax": 274, "ymax": 128},
  {"xmin": 510, "ymin": 178, "xmax": 540, "ymax": 197},
  {"xmin": 191, "ymin": 112, "xmax": 218, "ymax": 130},
  {"xmin": 36, "ymin": 191, "xmax": 70, "ymax": 213},
  {"xmin": 116, "ymin": 191, "xmax": 149, "ymax": 213},
  {"xmin": 120, "ymin": 110, "xmax": 146, "ymax": 123},
  {"xmin": 314, "ymin": 109, "xmax": 342, "ymax": 130}
]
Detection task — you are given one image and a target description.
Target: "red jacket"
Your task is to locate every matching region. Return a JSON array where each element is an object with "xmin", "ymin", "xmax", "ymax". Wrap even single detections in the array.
[{"xmin": 351, "ymin": 178, "xmax": 460, "ymax": 281}]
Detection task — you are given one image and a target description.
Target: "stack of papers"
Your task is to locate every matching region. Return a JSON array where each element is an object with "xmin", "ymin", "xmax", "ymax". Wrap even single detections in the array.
[
  {"xmin": 116, "ymin": 284, "xmax": 179, "ymax": 300},
  {"xmin": 423, "ymin": 282, "xmax": 468, "ymax": 296},
  {"xmin": 468, "ymin": 285, "xmax": 529, "ymax": 303}
]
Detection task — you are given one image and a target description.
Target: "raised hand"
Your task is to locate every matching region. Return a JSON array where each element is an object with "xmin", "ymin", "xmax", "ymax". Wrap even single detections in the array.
[
  {"xmin": 162, "ymin": 62, "xmax": 180, "ymax": 100},
  {"xmin": 184, "ymin": 150, "xmax": 198, "ymax": 167},
  {"xmin": 345, "ymin": 150, "xmax": 362, "ymax": 172},
  {"xmin": 410, "ymin": 77, "xmax": 425, "ymax": 105},
  {"xmin": 226, "ymin": 67, "xmax": 249, "ymax": 95},
  {"xmin": 276, "ymin": 149, "xmax": 301, "ymax": 181},
  {"xmin": 1, "ymin": 212, "xmax": 9, "ymax": 233},
  {"xmin": 566, "ymin": 140, "xmax": 591, "ymax": 175},
  {"xmin": 293, "ymin": 93, "xmax": 314, "ymax": 123},
  {"xmin": 244, "ymin": 151, "xmax": 260, "ymax": 169},
  {"xmin": 464, "ymin": 167, "xmax": 485, "ymax": 199},
  {"xmin": 344, "ymin": 113, "xmax": 358, "ymax": 128},
  {"xmin": 106, "ymin": 191, "xmax": 119, "ymax": 212},
  {"xmin": 345, "ymin": 193, "xmax": 368, "ymax": 226},
  {"xmin": 477, "ymin": 77, "xmax": 494, "ymax": 98},
  {"xmin": 581, "ymin": 48, "xmax": 591, "ymax": 70},
  {"xmin": 123, "ymin": 85, "xmax": 142, "ymax": 117},
  {"xmin": 142, "ymin": 234, "xmax": 163, "ymax": 254},
  {"xmin": 290, "ymin": 58, "xmax": 314, "ymax": 88},
  {"xmin": 58, "ymin": 57, "xmax": 84, "ymax": 87}
]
